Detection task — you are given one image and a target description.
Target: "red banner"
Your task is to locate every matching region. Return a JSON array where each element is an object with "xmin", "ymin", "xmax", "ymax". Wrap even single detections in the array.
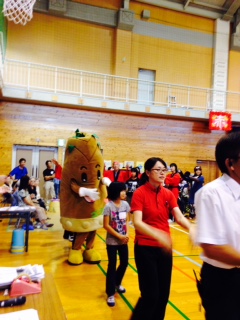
[{"xmin": 209, "ymin": 111, "xmax": 232, "ymax": 131}]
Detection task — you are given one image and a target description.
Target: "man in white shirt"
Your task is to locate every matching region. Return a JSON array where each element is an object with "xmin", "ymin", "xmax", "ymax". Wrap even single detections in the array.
[{"xmin": 195, "ymin": 131, "xmax": 240, "ymax": 319}]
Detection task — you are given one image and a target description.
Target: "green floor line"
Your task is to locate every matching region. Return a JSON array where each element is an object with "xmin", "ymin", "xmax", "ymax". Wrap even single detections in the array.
[
  {"xmin": 97, "ymin": 233, "xmax": 106, "ymax": 243},
  {"xmin": 168, "ymin": 301, "xmax": 190, "ymax": 320},
  {"xmin": 97, "ymin": 261, "xmax": 134, "ymax": 311},
  {"xmin": 96, "ymin": 232, "xmax": 190, "ymax": 319},
  {"xmin": 98, "ymin": 262, "xmax": 107, "ymax": 276}
]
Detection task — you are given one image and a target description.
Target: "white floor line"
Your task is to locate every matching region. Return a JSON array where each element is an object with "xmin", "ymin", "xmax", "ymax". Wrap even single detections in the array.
[
  {"xmin": 170, "ymin": 224, "xmax": 202, "ymax": 267},
  {"xmin": 173, "ymin": 248, "xmax": 202, "ymax": 267},
  {"xmin": 170, "ymin": 224, "xmax": 189, "ymax": 235}
]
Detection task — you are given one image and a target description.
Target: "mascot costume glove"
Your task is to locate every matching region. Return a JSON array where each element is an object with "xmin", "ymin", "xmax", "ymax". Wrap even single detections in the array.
[
  {"xmin": 101, "ymin": 177, "xmax": 111, "ymax": 187},
  {"xmin": 79, "ymin": 187, "xmax": 100, "ymax": 201}
]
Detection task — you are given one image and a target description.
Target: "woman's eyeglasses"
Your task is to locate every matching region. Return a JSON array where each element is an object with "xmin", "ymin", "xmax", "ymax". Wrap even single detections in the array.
[{"xmin": 151, "ymin": 168, "xmax": 168, "ymax": 173}]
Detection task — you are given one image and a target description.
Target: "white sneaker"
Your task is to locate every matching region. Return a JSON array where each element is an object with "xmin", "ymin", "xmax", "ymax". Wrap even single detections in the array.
[
  {"xmin": 107, "ymin": 295, "xmax": 115, "ymax": 307},
  {"xmin": 116, "ymin": 285, "xmax": 126, "ymax": 293}
]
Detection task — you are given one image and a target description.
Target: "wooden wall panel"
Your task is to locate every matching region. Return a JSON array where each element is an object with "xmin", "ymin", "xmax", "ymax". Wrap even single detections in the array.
[{"xmin": 0, "ymin": 102, "xmax": 223, "ymax": 181}]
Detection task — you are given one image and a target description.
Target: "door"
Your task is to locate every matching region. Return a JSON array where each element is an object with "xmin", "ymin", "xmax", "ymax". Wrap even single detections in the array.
[
  {"xmin": 138, "ymin": 69, "xmax": 155, "ymax": 105},
  {"xmin": 13, "ymin": 146, "xmax": 58, "ymax": 198}
]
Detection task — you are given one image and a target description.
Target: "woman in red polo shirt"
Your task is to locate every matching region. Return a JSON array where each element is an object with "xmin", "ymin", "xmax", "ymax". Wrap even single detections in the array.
[
  {"xmin": 130, "ymin": 157, "xmax": 193, "ymax": 320},
  {"xmin": 165, "ymin": 162, "xmax": 182, "ymax": 200}
]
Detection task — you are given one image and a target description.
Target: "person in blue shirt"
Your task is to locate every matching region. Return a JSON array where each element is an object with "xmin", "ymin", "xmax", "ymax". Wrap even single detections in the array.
[{"xmin": 9, "ymin": 158, "xmax": 28, "ymax": 181}]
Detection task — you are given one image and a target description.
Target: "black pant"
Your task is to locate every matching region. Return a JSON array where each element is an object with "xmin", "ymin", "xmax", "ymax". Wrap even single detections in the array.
[
  {"xmin": 200, "ymin": 262, "xmax": 240, "ymax": 320},
  {"xmin": 106, "ymin": 244, "xmax": 128, "ymax": 297},
  {"xmin": 130, "ymin": 244, "xmax": 172, "ymax": 320}
]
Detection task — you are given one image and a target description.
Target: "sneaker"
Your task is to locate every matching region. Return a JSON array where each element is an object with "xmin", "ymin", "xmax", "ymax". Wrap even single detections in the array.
[
  {"xmin": 41, "ymin": 224, "xmax": 48, "ymax": 230},
  {"xmin": 46, "ymin": 223, "xmax": 54, "ymax": 228},
  {"xmin": 34, "ymin": 222, "xmax": 41, "ymax": 229},
  {"xmin": 22, "ymin": 224, "xmax": 35, "ymax": 231},
  {"xmin": 107, "ymin": 295, "xmax": 115, "ymax": 307},
  {"xmin": 116, "ymin": 285, "xmax": 126, "ymax": 293}
]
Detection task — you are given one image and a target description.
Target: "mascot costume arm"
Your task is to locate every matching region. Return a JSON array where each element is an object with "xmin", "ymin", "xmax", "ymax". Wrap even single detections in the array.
[{"xmin": 60, "ymin": 130, "xmax": 111, "ymax": 265}]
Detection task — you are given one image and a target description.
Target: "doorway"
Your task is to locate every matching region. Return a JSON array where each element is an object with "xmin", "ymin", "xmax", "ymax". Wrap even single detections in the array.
[
  {"xmin": 13, "ymin": 145, "xmax": 58, "ymax": 197},
  {"xmin": 138, "ymin": 69, "xmax": 156, "ymax": 105}
]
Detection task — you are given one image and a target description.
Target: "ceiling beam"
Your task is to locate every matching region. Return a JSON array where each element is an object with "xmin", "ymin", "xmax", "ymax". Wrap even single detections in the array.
[{"xmin": 222, "ymin": 0, "xmax": 240, "ymax": 21}]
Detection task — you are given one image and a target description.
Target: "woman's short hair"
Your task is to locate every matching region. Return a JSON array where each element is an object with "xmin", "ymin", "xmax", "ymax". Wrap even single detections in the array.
[
  {"xmin": 170, "ymin": 163, "xmax": 178, "ymax": 172},
  {"xmin": 194, "ymin": 166, "xmax": 202, "ymax": 172},
  {"xmin": 131, "ymin": 167, "xmax": 139, "ymax": 177},
  {"xmin": 107, "ymin": 182, "xmax": 126, "ymax": 201}
]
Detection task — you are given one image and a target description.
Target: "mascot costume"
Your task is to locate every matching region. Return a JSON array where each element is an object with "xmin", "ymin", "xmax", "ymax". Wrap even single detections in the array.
[{"xmin": 60, "ymin": 130, "xmax": 110, "ymax": 265}]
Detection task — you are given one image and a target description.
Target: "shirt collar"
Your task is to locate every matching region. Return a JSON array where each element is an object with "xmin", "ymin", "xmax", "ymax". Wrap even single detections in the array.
[
  {"xmin": 221, "ymin": 173, "xmax": 240, "ymax": 200},
  {"xmin": 145, "ymin": 182, "xmax": 161, "ymax": 193}
]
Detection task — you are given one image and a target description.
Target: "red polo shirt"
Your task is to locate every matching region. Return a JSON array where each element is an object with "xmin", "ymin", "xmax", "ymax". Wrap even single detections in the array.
[
  {"xmin": 165, "ymin": 172, "xmax": 181, "ymax": 200},
  {"xmin": 131, "ymin": 182, "xmax": 178, "ymax": 247}
]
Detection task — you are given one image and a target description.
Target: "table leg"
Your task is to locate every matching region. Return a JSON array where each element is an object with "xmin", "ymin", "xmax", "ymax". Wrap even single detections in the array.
[{"xmin": 25, "ymin": 212, "xmax": 30, "ymax": 252}]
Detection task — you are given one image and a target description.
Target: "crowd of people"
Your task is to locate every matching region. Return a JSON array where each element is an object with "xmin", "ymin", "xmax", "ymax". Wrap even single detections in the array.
[
  {"xmin": 0, "ymin": 158, "xmax": 63, "ymax": 230},
  {"xmin": 102, "ymin": 159, "xmax": 205, "ymax": 312},
  {"xmin": 103, "ymin": 131, "xmax": 240, "ymax": 319},
  {"xmin": 104, "ymin": 160, "xmax": 205, "ymax": 220}
]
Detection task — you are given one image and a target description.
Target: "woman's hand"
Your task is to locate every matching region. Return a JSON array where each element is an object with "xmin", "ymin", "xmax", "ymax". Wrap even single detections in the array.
[
  {"xmin": 155, "ymin": 229, "xmax": 172, "ymax": 253},
  {"xmin": 119, "ymin": 234, "xmax": 129, "ymax": 244}
]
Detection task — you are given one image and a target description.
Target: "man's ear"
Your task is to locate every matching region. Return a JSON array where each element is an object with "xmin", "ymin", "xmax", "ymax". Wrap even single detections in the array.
[{"xmin": 226, "ymin": 158, "xmax": 234, "ymax": 170}]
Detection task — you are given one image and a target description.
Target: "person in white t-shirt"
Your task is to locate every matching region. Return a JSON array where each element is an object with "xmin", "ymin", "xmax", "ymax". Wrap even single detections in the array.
[{"xmin": 195, "ymin": 131, "xmax": 240, "ymax": 319}]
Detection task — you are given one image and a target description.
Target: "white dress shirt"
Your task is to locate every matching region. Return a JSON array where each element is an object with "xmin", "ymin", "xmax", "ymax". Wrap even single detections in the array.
[{"xmin": 195, "ymin": 173, "xmax": 240, "ymax": 269}]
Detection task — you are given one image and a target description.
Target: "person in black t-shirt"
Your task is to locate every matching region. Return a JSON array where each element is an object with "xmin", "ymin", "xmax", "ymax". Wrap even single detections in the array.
[
  {"xmin": 126, "ymin": 167, "xmax": 140, "ymax": 206},
  {"xmin": 43, "ymin": 160, "xmax": 55, "ymax": 204}
]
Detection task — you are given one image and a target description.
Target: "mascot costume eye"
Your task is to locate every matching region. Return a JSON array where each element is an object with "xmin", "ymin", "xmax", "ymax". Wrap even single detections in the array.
[{"xmin": 60, "ymin": 130, "xmax": 111, "ymax": 265}]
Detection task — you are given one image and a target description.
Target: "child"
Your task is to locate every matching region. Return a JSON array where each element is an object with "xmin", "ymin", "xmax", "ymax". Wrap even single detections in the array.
[
  {"xmin": 103, "ymin": 182, "xmax": 130, "ymax": 307},
  {"xmin": 126, "ymin": 167, "xmax": 140, "ymax": 205}
]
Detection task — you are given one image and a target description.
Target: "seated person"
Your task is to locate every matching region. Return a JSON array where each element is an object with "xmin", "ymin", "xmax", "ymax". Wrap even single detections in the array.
[
  {"xmin": 11, "ymin": 180, "xmax": 19, "ymax": 206},
  {"xmin": 0, "ymin": 175, "xmax": 13, "ymax": 204},
  {"xmin": 18, "ymin": 176, "xmax": 53, "ymax": 230},
  {"xmin": 28, "ymin": 177, "xmax": 47, "ymax": 210}
]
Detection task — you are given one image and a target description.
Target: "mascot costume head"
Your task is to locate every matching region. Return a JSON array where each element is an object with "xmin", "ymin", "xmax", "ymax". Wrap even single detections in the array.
[{"xmin": 60, "ymin": 130, "xmax": 110, "ymax": 265}]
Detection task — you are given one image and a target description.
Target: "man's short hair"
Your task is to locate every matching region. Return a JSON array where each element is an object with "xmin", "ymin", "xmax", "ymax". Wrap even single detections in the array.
[
  {"xmin": 215, "ymin": 132, "xmax": 240, "ymax": 174},
  {"xmin": 45, "ymin": 160, "xmax": 52, "ymax": 167},
  {"xmin": 19, "ymin": 158, "xmax": 26, "ymax": 164}
]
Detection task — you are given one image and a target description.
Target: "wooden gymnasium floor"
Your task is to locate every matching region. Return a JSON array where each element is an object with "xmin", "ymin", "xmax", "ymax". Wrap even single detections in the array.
[{"xmin": 0, "ymin": 209, "xmax": 204, "ymax": 320}]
